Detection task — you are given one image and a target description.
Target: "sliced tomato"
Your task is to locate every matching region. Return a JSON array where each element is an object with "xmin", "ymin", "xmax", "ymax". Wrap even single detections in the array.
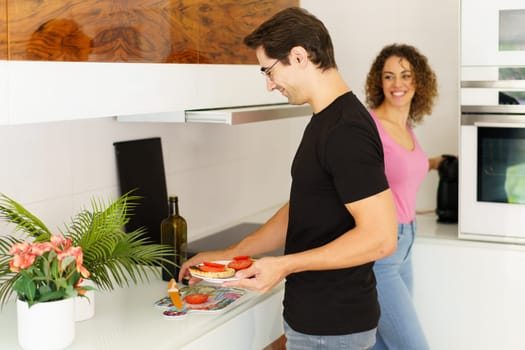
[
  {"xmin": 203, "ymin": 261, "xmax": 226, "ymax": 268},
  {"xmin": 228, "ymin": 259, "xmax": 252, "ymax": 271},
  {"xmin": 184, "ymin": 293, "xmax": 209, "ymax": 304},
  {"xmin": 233, "ymin": 255, "xmax": 251, "ymax": 261},
  {"xmin": 199, "ymin": 265, "xmax": 226, "ymax": 273}
]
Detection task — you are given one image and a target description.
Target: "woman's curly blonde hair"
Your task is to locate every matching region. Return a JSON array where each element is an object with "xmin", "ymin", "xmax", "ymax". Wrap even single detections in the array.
[{"xmin": 365, "ymin": 43, "xmax": 438, "ymax": 126}]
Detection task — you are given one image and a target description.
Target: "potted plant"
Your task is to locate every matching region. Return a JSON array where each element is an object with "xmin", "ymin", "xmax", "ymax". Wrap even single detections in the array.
[
  {"xmin": 0, "ymin": 191, "xmax": 174, "ymax": 311},
  {"xmin": 1, "ymin": 232, "xmax": 92, "ymax": 349}
]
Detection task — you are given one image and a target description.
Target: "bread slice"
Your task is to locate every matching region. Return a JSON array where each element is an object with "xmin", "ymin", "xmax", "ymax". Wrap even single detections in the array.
[{"xmin": 189, "ymin": 265, "xmax": 236, "ymax": 279}]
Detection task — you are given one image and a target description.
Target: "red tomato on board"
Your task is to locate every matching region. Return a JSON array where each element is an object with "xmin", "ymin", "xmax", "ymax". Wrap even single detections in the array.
[
  {"xmin": 184, "ymin": 293, "xmax": 209, "ymax": 304},
  {"xmin": 233, "ymin": 255, "xmax": 251, "ymax": 261},
  {"xmin": 228, "ymin": 259, "xmax": 252, "ymax": 271}
]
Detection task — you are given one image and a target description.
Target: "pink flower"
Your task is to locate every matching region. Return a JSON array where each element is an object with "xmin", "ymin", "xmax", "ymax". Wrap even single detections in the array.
[
  {"xmin": 70, "ymin": 246, "xmax": 90, "ymax": 278},
  {"xmin": 56, "ymin": 247, "xmax": 72, "ymax": 262},
  {"xmin": 9, "ymin": 241, "xmax": 37, "ymax": 271},
  {"xmin": 56, "ymin": 245, "xmax": 90, "ymax": 278},
  {"xmin": 74, "ymin": 278, "xmax": 88, "ymax": 295},
  {"xmin": 7, "ymin": 233, "xmax": 91, "ymax": 304},
  {"xmin": 9, "ymin": 253, "xmax": 36, "ymax": 272},
  {"xmin": 76, "ymin": 287, "xmax": 87, "ymax": 296},
  {"xmin": 8, "ymin": 241, "xmax": 31, "ymax": 255},
  {"xmin": 78, "ymin": 264, "xmax": 90, "ymax": 278},
  {"xmin": 50, "ymin": 234, "xmax": 71, "ymax": 255},
  {"xmin": 50, "ymin": 234, "xmax": 64, "ymax": 246},
  {"xmin": 30, "ymin": 242, "xmax": 53, "ymax": 256}
]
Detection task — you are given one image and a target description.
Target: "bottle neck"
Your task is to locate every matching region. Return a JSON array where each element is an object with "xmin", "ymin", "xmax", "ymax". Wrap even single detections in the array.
[
  {"xmin": 174, "ymin": 200, "xmax": 179, "ymax": 216},
  {"xmin": 169, "ymin": 197, "xmax": 179, "ymax": 216}
]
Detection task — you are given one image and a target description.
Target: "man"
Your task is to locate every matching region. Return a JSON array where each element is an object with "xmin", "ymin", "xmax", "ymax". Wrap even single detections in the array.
[{"xmin": 179, "ymin": 7, "xmax": 397, "ymax": 350}]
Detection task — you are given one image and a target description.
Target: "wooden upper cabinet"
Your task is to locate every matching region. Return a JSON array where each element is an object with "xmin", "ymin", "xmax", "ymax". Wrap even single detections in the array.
[
  {"xmin": 6, "ymin": 0, "xmax": 298, "ymax": 64},
  {"xmin": 0, "ymin": 0, "xmax": 7, "ymax": 60},
  {"xmin": 3, "ymin": 0, "xmax": 299, "ymax": 125},
  {"xmin": 0, "ymin": 0, "xmax": 7, "ymax": 125}
]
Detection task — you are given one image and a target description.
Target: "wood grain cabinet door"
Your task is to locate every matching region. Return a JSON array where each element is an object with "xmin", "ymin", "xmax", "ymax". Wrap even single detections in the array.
[{"xmin": 3, "ymin": 0, "xmax": 298, "ymax": 124}]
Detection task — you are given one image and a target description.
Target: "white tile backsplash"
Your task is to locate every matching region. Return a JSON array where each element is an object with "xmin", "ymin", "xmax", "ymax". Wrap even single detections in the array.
[
  {"xmin": 5, "ymin": 122, "xmax": 74, "ymax": 203},
  {"xmin": 69, "ymin": 117, "xmax": 122, "ymax": 194},
  {"xmin": 0, "ymin": 116, "xmax": 305, "ymax": 240}
]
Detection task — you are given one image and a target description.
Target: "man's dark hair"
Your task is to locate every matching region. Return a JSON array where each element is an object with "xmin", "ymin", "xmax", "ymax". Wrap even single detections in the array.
[{"xmin": 244, "ymin": 7, "xmax": 336, "ymax": 70}]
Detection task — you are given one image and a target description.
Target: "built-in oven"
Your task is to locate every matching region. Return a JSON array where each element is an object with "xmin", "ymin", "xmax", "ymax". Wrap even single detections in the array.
[
  {"xmin": 460, "ymin": 105, "xmax": 525, "ymax": 244},
  {"xmin": 459, "ymin": 0, "xmax": 525, "ymax": 243},
  {"xmin": 460, "ymin": 52, "xmax": 525, "ymax": 244}
]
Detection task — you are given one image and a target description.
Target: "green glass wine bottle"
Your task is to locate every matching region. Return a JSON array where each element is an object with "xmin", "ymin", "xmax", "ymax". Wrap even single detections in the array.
[{"xmin": 160, "ymin": 195, "xmax": 187, "ymax": 281}]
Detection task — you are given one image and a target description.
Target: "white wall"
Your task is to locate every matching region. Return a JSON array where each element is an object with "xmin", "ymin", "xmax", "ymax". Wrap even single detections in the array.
[{"xmin": 0, "ymin": 1, "xmax": 460, "ymax": 238}]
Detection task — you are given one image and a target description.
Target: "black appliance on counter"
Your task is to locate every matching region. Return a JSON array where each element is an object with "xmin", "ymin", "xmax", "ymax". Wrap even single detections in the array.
[
  {"xmin": 436, "ymin": 154, "xmax": 458, "ymax": 223},
  {"xmin": 113, "ymin": 137, "xmax": 168, "ymax": 244}
]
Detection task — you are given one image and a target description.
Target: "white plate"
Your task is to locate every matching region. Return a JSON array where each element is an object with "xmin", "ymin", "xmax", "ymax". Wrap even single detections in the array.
[{"xmin": 189, "ymin": 260, "xmax": 239, "ymax": 284}]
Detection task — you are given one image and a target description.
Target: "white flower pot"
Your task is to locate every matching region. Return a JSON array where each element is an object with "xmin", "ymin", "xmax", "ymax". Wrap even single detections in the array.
[
  {"xmin": 75, "ymin": 279, "xmax": 96, "ymax": 322},
  {"xmin": 17, "ymin": 298, "xmax": 75, "ymax": 350}
]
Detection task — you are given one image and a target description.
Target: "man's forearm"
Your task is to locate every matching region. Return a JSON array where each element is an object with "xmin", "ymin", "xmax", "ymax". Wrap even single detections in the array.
[{"xmin": 227, "ymin": 202, "xmax": 289, "ymax": 257}]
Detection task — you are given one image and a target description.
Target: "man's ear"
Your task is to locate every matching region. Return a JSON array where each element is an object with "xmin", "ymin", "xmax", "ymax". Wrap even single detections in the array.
[{"xmin": 289, "ymin": 46, "xmax": 309, "ymax": 66}]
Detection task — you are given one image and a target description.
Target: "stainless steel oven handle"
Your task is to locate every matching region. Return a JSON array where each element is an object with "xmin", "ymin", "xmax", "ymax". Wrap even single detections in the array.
[
  {"xmin": 474, "ymin": 121, "xmax": 525, "ymax": 128},
  {"xmin": 461, "ymin": 112, "xmax": 525, "ymax": 126},
  {"xmin": 461, "ymin": 105, "xmax": 525, "ymax": 115},
  {"xmin": 461, "ymin": 80, "xmax": 525, "ymax": 89}
]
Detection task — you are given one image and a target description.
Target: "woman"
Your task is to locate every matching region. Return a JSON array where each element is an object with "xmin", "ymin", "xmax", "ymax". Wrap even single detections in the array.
[{"xmin": 365, "ymin": 43, "xmax": 441, "ymax": 350}]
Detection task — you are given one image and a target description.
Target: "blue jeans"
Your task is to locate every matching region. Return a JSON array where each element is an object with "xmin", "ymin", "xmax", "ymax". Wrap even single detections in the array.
[
  {"xmin": 372, "ymin": 222, "xmax": 429, "ymax": 350},
  {"xmin": 284, "ymin": 320, "xmax": 376, "ymax": 350}
]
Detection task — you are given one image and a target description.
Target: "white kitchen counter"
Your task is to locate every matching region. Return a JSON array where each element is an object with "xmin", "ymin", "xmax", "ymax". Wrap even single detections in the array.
[
  {"xmin": 0, "ymin": 274, "xmax": 284, "ymax": 350},
  {"xmin": 415, "ymin": 211, "xmax": 525, "ymax": 252},
  {"xmin": 0, "ymin": 206, "xmax": 285, "ymax": 350},
  {"xmin": 414, "ymin": 212, "xmax": 459, "ymax": 241}
]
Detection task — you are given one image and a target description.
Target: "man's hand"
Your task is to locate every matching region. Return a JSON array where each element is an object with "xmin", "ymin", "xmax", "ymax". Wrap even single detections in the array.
[{"xmin": 223, "ymin": 256, "xmax": 286, "ymax": 293}]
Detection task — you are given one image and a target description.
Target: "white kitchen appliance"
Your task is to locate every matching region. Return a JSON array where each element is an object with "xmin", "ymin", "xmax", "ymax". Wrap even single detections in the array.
[
  {"xmin": 461, "ymin": 0, "xmax": 525, "ymax": 67},
  {"xmin": 460, "ymin": 106, "xmax": 525, "ymax": 244},
  {"xmin": 459, "ymin": 0, "xmax": 525, "ymax": 244}
]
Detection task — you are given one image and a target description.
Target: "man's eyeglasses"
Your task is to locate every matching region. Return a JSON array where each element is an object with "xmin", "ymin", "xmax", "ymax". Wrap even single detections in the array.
[{"xmin": 260, "ymin": 59, "xmax": 280, "ymax": 78}]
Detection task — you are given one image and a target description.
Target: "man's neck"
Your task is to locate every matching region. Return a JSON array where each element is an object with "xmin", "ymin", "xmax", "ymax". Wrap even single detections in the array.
[{"xmin": 308, "ymin": 69, "xmax": 350, "ymax": 114}]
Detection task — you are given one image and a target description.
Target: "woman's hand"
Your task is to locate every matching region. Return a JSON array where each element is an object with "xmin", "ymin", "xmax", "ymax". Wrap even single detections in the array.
[
  {"xmin": 430, "ymin": 154, "xmax": 459, "ymax": 171},
  {"xmin": 429, "ymin": 155, "xmax": 445, "ymax": 171}
]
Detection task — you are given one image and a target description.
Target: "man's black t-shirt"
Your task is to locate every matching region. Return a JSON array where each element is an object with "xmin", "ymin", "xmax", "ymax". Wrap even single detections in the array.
[{"xmin": 284, "ymin": 91, "xmax": 389, "ymax": 335}]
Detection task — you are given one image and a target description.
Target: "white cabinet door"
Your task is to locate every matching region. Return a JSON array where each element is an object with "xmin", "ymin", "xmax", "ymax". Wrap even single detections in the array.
[
  {"xmin": 413, "ymin": 240, "xmax": 525, "ymax": 350},
  {"xmin": 7, "ymin": 61, "xmax": 285, "ymax": 125}
]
